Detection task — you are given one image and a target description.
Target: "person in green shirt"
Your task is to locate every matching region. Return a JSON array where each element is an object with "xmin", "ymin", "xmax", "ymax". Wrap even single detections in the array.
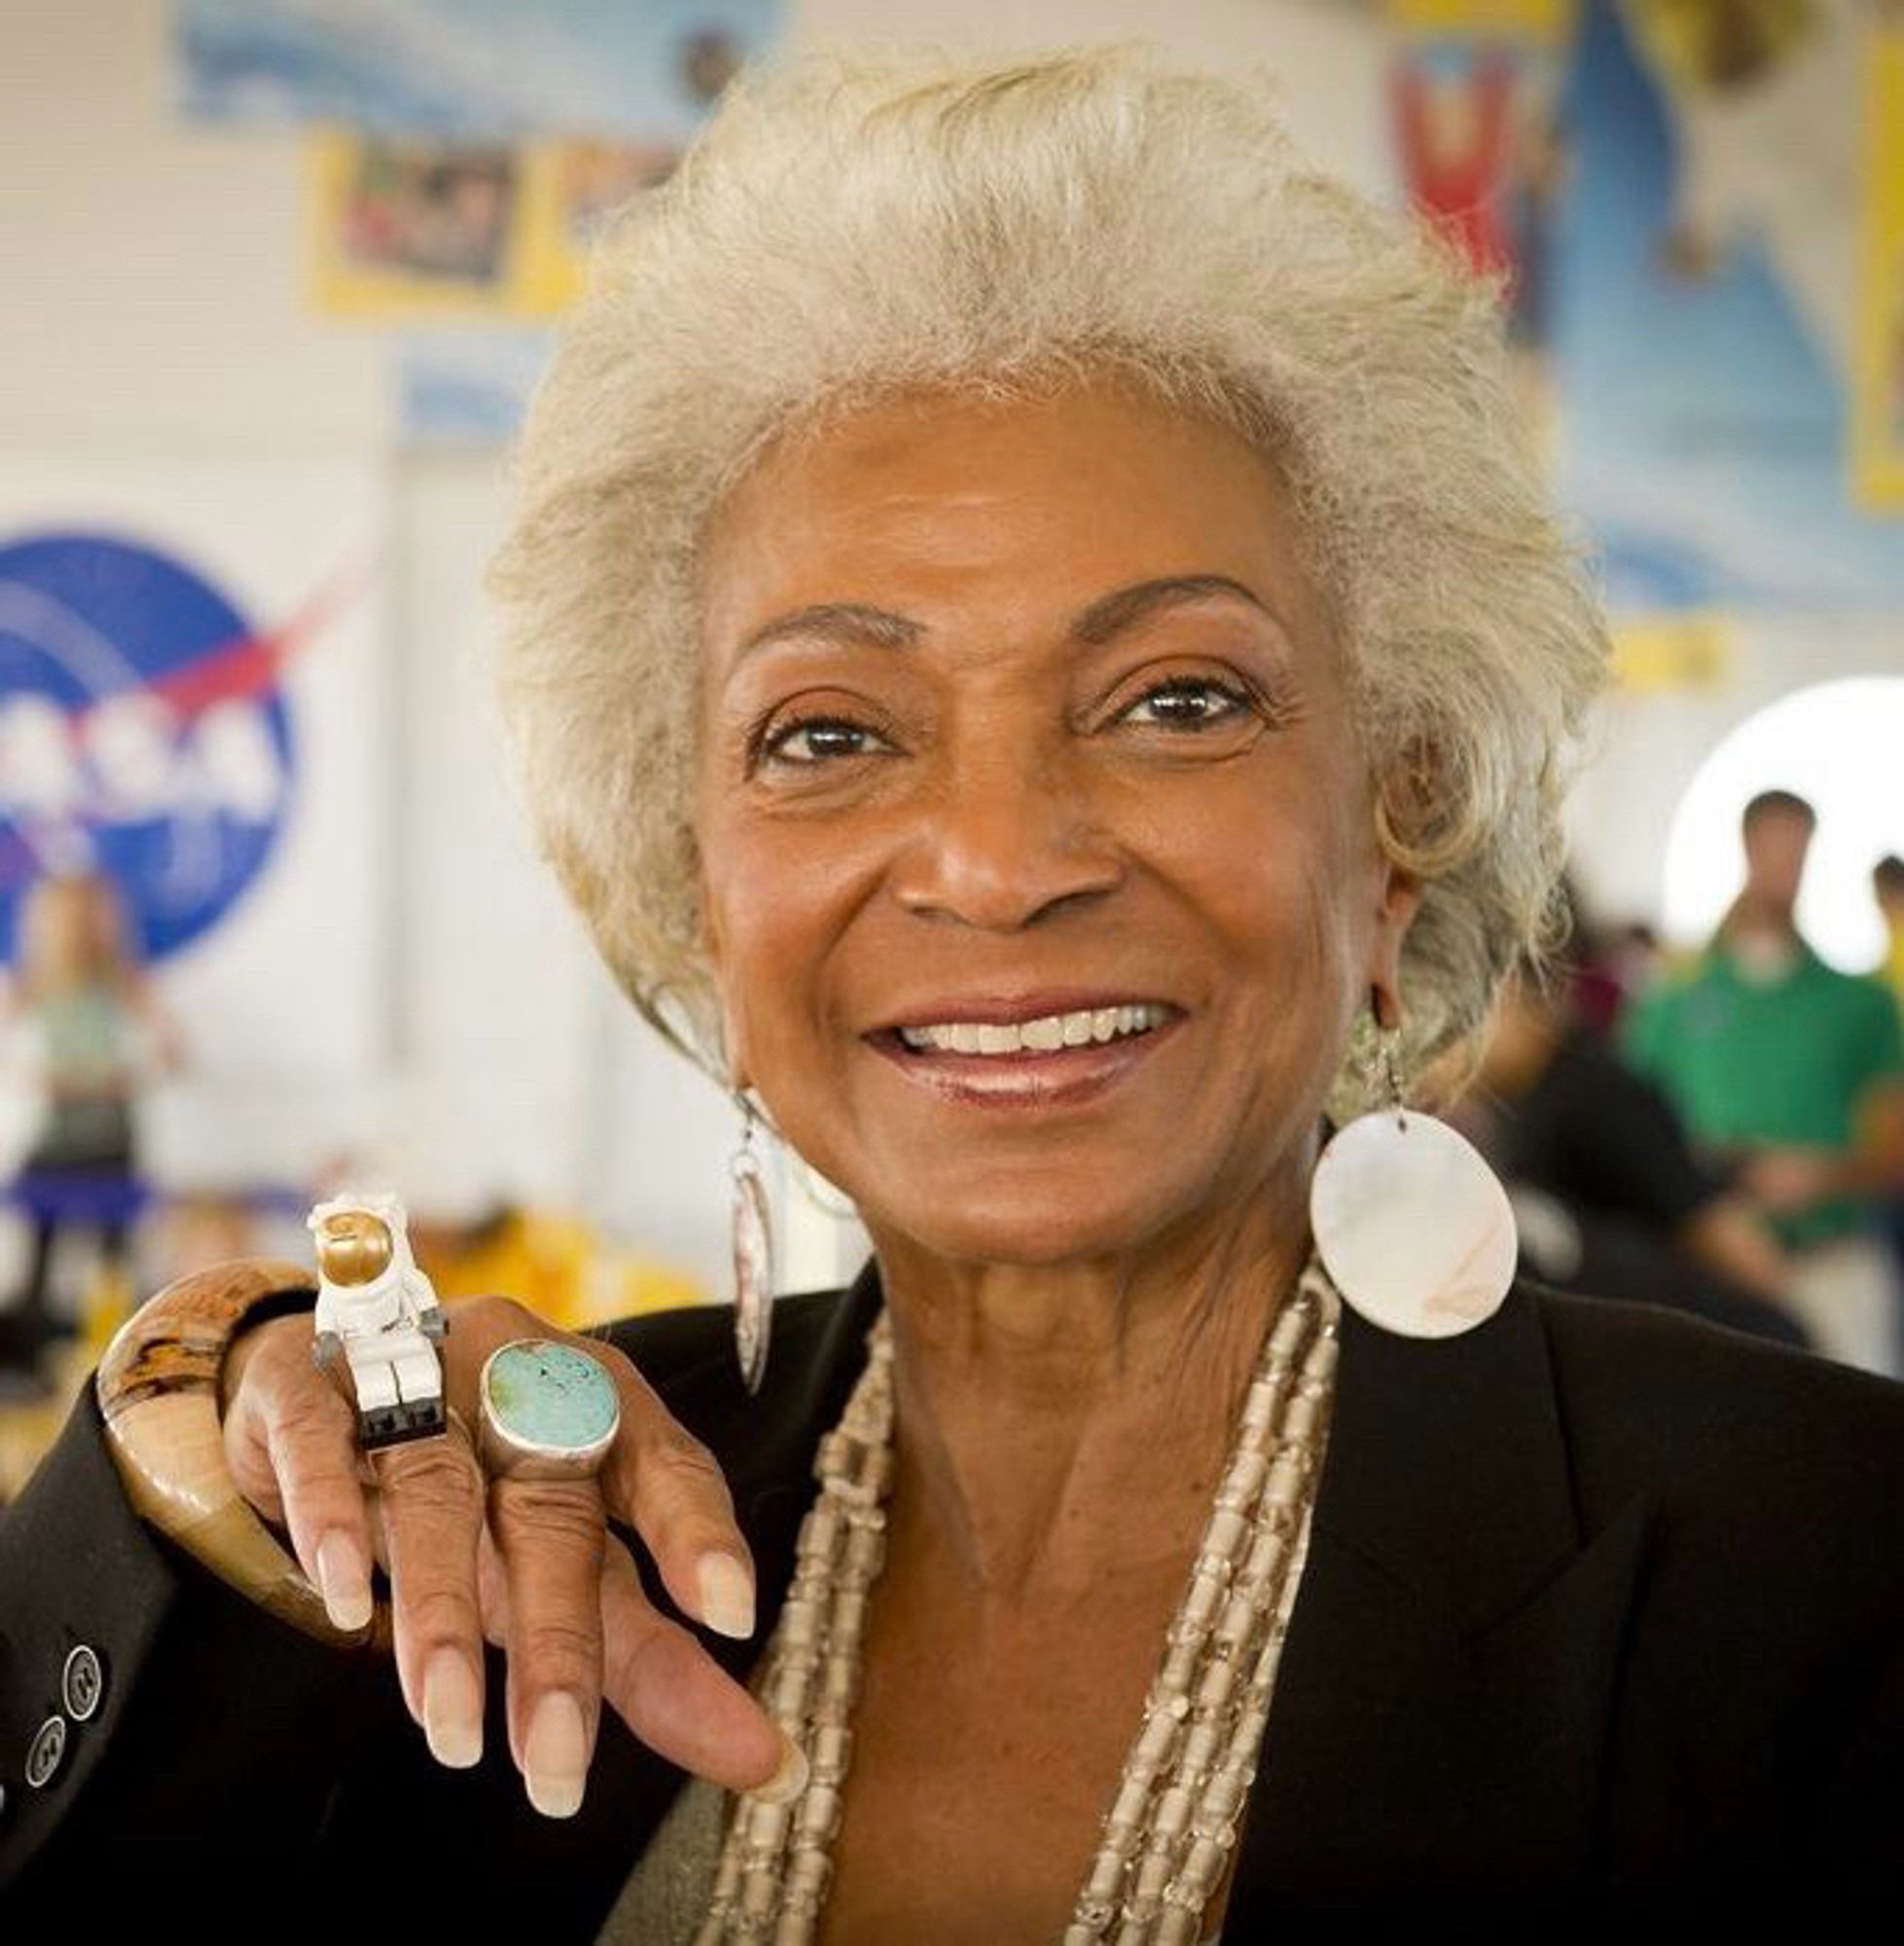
[
  {"xmin": 1875, "ymin": 854, "xmax": 1904, "ymax": 1017},
  {"xmin": 1624, "ymin": 790, "xmax": 1904, "ymax": 1374},
  {"xmin": 1870, "ymin": 852, "xmax": 1904, "ymax": 1327}
]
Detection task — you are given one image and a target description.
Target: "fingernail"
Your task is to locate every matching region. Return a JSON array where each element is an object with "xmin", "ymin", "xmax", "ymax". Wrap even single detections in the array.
[
  {"xmin": 316, "ymin": 1532, "xmax": 373, "ymax": 1633},
  {"xmin": 748, "ymin": 1733, "xmax": 808, "ymax": 1805},
  {"xmin": 421, "ymin": 1648, "xmax": 484, "ymax": 1769},
  {"xmin": 696, "ymin": 1550, "xmax": 756, "ymax": 1640},
  {"xmin": 524, "ymin": 1692, "xmax": 589, "ymax": 1819}
]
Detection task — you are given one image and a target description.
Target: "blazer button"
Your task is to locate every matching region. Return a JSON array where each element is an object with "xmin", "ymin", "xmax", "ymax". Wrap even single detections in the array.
[
  {"xmin": 62, "ymin": 1645, "xmax": 105, "ymax": 1721},
  {"xmin": 24, "ymin": 1717, "xmax": 66, "ymax": 1789}
]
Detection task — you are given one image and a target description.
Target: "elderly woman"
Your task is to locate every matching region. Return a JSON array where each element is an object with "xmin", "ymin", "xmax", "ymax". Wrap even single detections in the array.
[{"xmin": 2, "ymin": 43, "xmax": 1899, "ymax": 1938}]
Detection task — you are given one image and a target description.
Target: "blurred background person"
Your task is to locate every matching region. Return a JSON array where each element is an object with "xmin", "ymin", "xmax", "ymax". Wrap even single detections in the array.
[
  {"xmin": 1464, "ymin": 949, "xmax": 1806, "ymax": 1348},
  {"xmin": 1566, "ymin": 912, "xmax": 1666, "ymax": 1040},
  {"xmin": 1624, "ymin": 790, "xmax": 1904, "ymax": 1373},
  {"xmin": 0, "ymin": 871, "xmax": 182, "ymax": 1383},
  {"xmin": 1872, "ymin": 851, "xmax": 1904, "ymax": 1317},
  {"xmin": 1875, "ymin": 853, "xmax": 1904, "ymax": 1013}
]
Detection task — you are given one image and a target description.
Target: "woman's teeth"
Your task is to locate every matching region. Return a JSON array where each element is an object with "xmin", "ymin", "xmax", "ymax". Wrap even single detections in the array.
[{"xmin": 895, "ymin": 1004, "xmax": 1168, "ymax": 1056}]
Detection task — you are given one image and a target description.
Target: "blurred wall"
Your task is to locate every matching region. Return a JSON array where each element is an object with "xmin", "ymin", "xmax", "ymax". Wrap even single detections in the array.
[
  {"xmin": 0, "ymin": 0, "xmax": 1390, "ymax": 1297},
  {"xmin": 3, "ymin": 1, "xmax": 1887, "ymax": 1300}
]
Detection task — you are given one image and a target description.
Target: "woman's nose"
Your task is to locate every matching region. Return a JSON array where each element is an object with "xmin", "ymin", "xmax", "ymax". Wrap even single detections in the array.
[{"xmin": 888, "ymin": 737, "xmax": 1124, "ymax": 931}]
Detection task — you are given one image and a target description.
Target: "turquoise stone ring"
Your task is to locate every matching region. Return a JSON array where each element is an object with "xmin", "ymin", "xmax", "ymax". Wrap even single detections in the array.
[{"xmin": 477, "ymin": 1340, "xmax": 621, "ymax": 1479}]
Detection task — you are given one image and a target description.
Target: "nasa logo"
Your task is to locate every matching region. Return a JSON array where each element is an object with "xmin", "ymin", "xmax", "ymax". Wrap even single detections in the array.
[{"xmin": 0, "ymin": 530, "xmax": 297, "ymax": 964}]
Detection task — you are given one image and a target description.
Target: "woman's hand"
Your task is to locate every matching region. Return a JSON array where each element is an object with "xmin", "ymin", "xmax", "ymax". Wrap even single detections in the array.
[{"xmin": 218, "ymin": 1297, "xmax": 799, "ymax": 1818}]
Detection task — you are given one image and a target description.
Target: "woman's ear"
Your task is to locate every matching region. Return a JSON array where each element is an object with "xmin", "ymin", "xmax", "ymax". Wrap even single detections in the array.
[
  {"xmin": 713, "ymin": 980, "xmax": 752, "ymax": 1096},
  {"xmin": 1367, "ymin": 858, "xmax": 1423, "ymax": 1032},
  {"xmin": 709, "ymin": 978, "xmax": 753, "ymax": 1097}
]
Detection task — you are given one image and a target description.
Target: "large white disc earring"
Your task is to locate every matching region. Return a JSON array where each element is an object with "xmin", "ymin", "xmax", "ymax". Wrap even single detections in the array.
[
  {"xmin": 1310, "ymin": 1018, "xmax": 1517, "ymax": 1339},
  {"xmin": 729, "ymin": 1097, "xmax": 775, "ymax": 1392}
]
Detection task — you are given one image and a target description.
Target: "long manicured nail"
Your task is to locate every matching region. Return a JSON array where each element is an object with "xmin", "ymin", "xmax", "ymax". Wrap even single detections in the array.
[
  {"xmin": 524, "ymin": 1692, "xmax": 589, "ymax": 1819},
  {"xmin": 696, "ymin": 1550, "xmax": 756, "ymax": 1640},
  {"xmin": 316, "ymin": 1532, "xmax": 373, "ymax": 1633},
  {"xmin": 749, "ymin": 1734, "xmax": 808, "ymax": 1805},
  {"xmin": 421, "ymin": 1648, "xmax": 484, "ymax": 1769}
]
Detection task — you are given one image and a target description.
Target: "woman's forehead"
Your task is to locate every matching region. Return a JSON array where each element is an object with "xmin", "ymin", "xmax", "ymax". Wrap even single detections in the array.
[{"xmin": 696, "ymin": 377, "xmax": 1332, "ymax": 671}]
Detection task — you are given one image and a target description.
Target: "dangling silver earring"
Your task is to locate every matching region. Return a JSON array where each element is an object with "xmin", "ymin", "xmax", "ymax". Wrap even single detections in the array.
[
  {"xmin": 729, "ymin": 1094, "xmax": 775, "ymax": 1392},
  {"xmin": 1309, "ymin": 1001, "xmax": 1517, "ymax": 1338}
]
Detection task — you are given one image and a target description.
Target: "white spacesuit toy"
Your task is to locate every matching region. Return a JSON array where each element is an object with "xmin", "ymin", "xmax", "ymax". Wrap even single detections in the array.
[{"xmin": 307, "ymin": 1189, "xmax": 449, "ymax": 1450}]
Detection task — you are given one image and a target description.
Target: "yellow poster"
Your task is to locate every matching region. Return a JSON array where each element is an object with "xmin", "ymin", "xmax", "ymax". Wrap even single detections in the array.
[
  {"xmin": 1609, "ymin": 611, "xmax": 1736, "ymax": 692},
  {"xmin": 306, "ymin": 129, "xmax": 677, "ymax": 320},
  {"xmin": 1386, "ymin": 0, "xmax": 1573, "ymax": 38},
  {"xmin": 1852, "ymin": 28, "xmax": 1904, "ymax": 511}
]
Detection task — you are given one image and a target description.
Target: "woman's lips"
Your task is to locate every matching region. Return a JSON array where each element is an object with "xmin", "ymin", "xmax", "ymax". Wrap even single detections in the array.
[{"xmin": 866, "ymin": 1007, "xmax": 1182, "ymax": 1108}]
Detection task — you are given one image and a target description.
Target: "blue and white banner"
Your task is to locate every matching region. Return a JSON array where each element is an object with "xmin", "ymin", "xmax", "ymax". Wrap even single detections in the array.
[
  {"xmin": 0, "ymin": 455, "xmax": 386, "ymax": 1104},
  {"xmin": 175, "ymin": 0, "xmax": 780, "ymax": 141},
  {"xmin": 0, "ymin": 530, "xmax": 304, "ymax": 965},
  {"xmin": 1555, "ymin": 0, "xmax": 1904, "ymax": 610}
]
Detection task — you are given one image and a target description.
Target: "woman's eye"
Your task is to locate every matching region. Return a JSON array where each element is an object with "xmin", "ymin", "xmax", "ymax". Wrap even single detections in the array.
[
  {"xmin": 1116, "ymin": 677, "xmax": 1253, "ymax": 730},
  {"xmin": 757, "ymin": 716, "xmax": 889, "ymax": 767}
]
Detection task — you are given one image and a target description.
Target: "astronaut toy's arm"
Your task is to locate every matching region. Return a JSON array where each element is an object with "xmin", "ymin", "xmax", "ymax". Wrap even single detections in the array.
[
  {"xmin": 405, "ymin": 1267, "xmax": 449, "ymax": 1342},
  {"xmin": 311, "ymin": 1281, "xmax": 344, "ymax": 1372}
]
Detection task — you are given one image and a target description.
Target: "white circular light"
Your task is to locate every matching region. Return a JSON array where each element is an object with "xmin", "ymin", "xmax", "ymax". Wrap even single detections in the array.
[{"xmin": 1661, "ymin": 678, "xmax": 1904, "ymax": 972}]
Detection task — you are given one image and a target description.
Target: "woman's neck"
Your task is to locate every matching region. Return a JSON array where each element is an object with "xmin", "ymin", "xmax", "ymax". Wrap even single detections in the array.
[{"xmin": 863, "ymin": 1154, "xmax": 1313, "ymax": 1606}]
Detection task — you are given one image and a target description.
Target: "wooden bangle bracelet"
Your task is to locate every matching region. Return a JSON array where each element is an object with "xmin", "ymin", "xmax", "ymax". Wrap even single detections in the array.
[{"xmin": 95, "ymin": 1257, "xmax": 381, "ymax": 1649}]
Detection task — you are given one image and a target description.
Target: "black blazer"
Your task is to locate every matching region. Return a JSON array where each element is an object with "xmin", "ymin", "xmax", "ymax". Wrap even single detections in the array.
[{"xmin": 3, "ymin": 1266, "xmax": 1901, "ymax": 1933}]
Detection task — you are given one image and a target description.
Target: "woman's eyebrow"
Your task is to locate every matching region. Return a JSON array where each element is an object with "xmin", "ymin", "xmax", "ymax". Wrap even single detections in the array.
[
  {"xmin": 737, "ymin": 601, "xmax": 924, "ymax": 659},
  {"xmin": 1069, "ymin": 574, "xmax": 1289, "ymax": 646},
  {"xmin": 735, "ymin": 575, "xmax": 1291, "ymax": 661}
]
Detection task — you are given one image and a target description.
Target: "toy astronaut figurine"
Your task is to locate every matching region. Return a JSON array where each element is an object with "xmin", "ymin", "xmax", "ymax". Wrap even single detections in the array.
[{"xmin": 308, "ymin": 1189, "xmax": 449, "ymax": 1449}]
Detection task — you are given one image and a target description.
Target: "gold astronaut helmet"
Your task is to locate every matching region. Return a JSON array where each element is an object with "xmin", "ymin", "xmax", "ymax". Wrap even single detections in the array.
[{"xmin": 313, "ymin": 1208, "xmax": 395, "ymax": 1287}]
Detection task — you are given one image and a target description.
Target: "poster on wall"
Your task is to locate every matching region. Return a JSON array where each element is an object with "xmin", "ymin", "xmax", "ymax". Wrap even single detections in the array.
[
  {"xmin": 1385, "ymin": 0, "xmax": 1577, "ymax": 443},
  {"xmin": 306, "ymin": 129, "xmax": 677, "ymax": 320},
  {"xmin": 0, "ymin": 456, "xmax": 386, "ymax": 1092},
  {"xmin": 0, "ymin": 530, "xmax": 302, "ymax": 963},
  {"xmin": 1853, "ymin": 23, "xmax": 1904, "ymax": 512},
  {"xmin": 175, "ymin": 0, "xmax": 772, "ymax": 141},
  {"xmin": 1551, "ymin": 0, "xmax": 1904, "ymax": 613},
  {"xmin": 176, "ymin": 4, "xmax": 767, "ymax": 350},
  {"xmin": 1387, "ymin": 0, "xmax": 1902, "ymax": 632}
]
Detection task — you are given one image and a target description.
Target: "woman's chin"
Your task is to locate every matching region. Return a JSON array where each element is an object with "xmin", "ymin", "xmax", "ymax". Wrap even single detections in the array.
[{"xmin": 857, "ymin": 1171, "xmax": 1193, "ymax": 1272}]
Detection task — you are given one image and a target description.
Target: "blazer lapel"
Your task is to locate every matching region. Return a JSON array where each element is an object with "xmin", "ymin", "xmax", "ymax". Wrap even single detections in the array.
[
  {"xmin": 740, "ymin": 1259, "xmax": 885, "ymax": 1632},
  {"xmin": 668, "ymin": 1259, "xmax": 887, "ymax": 1682},
  {"xmin": 1230, "ymin": 1284, "xmax": 1655, "ymax": 1907}
]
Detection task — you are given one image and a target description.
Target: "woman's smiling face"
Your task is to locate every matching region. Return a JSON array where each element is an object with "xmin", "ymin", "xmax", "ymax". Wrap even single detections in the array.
[{"xmin": 694, "ymin": 375, "xmax": 1416, "ymax": 1267}]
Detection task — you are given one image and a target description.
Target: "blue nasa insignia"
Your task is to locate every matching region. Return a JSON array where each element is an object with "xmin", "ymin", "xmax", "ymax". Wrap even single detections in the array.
[{"xmin": 0, "ymin": 531, "xmax": 296, "ymax": 963}]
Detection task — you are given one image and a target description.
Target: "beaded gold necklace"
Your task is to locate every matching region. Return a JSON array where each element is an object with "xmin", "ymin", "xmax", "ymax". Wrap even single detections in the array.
[{"xmin": 695, "ymin": 1255, "xmax": 1343, "ymax": 1945}]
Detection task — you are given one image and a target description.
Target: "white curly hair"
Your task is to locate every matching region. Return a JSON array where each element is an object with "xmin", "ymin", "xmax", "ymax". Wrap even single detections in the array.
[{"xmin": 488, "ymin": 41, "xmax": 1609, "ymax": 1106}]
